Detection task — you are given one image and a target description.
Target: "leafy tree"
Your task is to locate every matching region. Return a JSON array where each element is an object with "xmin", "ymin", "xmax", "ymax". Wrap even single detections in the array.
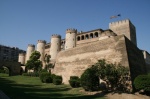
[
  {"xmin": 80, "ymin": 59, "xmax": 130, "ymax": 92},
  {"xmin": 25, "ymin": 51, "xmax": 42, "ymax": 72},
  {"xmin": 44, "ymin": 54, "xmax": 53, "ymax": 72},
  {"xmin": 94, "ymin": 59, "xmax": 129, "ymax": 91}
]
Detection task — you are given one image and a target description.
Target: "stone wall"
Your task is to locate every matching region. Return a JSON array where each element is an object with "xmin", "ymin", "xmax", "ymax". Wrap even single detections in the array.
[
  {"xmin": 0, "ymin": 61, "xmax": 21, "ymax": 76},
  {"xmin": 125, "ymin": 37, "xmax": 147, "ymax": 82},
  {"xmin": 52, "ymin": 35, "xmax": 129, "ymax": 84}
]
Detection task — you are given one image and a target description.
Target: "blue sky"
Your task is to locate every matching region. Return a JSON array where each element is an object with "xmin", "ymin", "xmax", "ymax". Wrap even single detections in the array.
[{"xmin": 0, "ymin": 0, "xmax": 150, "ymax": 53}]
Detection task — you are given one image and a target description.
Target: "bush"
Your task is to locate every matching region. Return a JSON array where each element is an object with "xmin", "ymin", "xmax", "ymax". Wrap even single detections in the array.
[
  {"xmin": 80, "ymin": 66, "xmax": 99, "ymax": 91},
  {"xmin": 22, "ymin": 73, "xmax": 29, "ymax": 76},
  {"xmin": 0, "ymin": 69, "xmax": 5, "ymax": 73},
  {"xmin": 39, "ymin": 72, "xmax": 52, "ymax": 83},
  {"xmin": 69, "ymin": 76, "xmax": 80, "ymax": 88},
  {"xmin": 22, "ymin": 72, "xmax": 39, "ymax": 77},
  {"xmin": 53, "ymin": 75, "xmax": 62, "ymax": 85},
  {"xmin": 134, "ymin": 75, "xmax": 150, "ymax": 92}
]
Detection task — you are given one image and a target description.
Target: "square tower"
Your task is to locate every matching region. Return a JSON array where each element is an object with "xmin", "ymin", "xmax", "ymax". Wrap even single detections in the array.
[{"xmin": 109, "ymin": 19, "xmax": 137, "ymax": 46}]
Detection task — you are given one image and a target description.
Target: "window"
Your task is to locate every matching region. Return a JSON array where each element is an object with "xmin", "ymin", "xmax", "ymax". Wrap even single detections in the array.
[
  {"xmin": 77, "ymin": 36, "xmax": 80, "ymax": 41},
  {"xmin": 85, "ymin": 34, "xmax": 89, "ymax": 39},
  {"xmin": 94, "ymin": 32, "xmax": 98, "ymax": 37},
  {"xmin": 90, "ymin": 33, "xmax": 93, "ymax": 38},
  {"xmin": 81, "ymin": 35, "xmax": 84, "ymax": 40}
]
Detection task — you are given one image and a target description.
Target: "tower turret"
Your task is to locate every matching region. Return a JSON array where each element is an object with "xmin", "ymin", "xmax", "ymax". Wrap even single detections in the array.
[
  {"xmin": 50, "ymin": 34, "xmax": 61, "ymax": 60},
  {"xmin": 26, "ymin": 44, "xmax": 35, "ymax": 63},
  {"xmin": 65, "ymin": 28, "xmax": 77, "ymax": 50},
  {"xmin": 109, "ymin": 19, "xmax": 137, "ymax": 45},
  {"xmin": 37, "ymin": 40, "xmax": 46, "ymax": 61},
  {"xmin": 18, "ymin": 53, "xmax": 25, "ymax": 65}
]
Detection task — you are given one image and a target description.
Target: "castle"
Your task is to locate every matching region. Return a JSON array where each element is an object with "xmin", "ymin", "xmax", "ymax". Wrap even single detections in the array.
[{"xmin": 18, "ymin": 19, "xmax": 150, "ymax": 85}]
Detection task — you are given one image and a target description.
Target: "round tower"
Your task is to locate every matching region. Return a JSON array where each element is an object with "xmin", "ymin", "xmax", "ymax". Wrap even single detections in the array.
[
  {"xmin": 18, "ymin": 53, "xmax": 25, "ymax": 65},
  {"xmin": 26, "ymin": 44, "xmax": 35, "ymax": 63},
  {"xmin": 65, "ymin": 28, "xmax": 77, "ymax": 50},
  {"xmin": 50, "ymin": 34, "xmax": 61, "ymax": 60},
  {"xmin": 37, "ymin": 40, "xmax": 46, "ymax": 61}
]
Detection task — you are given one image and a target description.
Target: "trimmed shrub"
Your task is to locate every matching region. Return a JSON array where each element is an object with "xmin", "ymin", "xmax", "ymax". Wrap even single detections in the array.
[
  {"xmin": 134, "ymin": 75, "xmax": 150, "ymax": 92},
  {"xmin": 80, "ymin": 67, "xmax": 99, "ymax": 91},
  {"xmin": 51, "ymin": 74, "xmax": 56, "ymax": 82},
  {"xmin": 69, "ymin": 76, "xmax": 80, "ymax": 88},
  {"xmin": 22, "ymin": 72, "xmax": 39, "ymax": 77},
  {"xmin": 53, "ymin": 75, "xmax": 62, "ymax": 85},
  {"xmin": 22, "ymin": 73, "xmax": 29, "ymax": 76},
  {"xmin": 39, "ymin": 72, "xmax": 52, "ymax": 83}
]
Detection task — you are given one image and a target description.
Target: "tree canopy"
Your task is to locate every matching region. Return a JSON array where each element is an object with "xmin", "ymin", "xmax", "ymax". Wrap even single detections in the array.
[{"xmin": 25, "ymin": 51, "xmax": 42, "ymax": 72}]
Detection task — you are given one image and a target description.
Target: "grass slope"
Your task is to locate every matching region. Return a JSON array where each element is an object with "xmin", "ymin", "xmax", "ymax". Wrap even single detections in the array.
[{"xmin": 0, "ymin": 73, "xmax": 105, "ymax": 99}]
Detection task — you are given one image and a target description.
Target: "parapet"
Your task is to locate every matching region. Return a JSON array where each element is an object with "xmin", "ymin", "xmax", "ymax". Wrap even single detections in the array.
[
  {"xmin": 66, "ymin": 28, "xmax": 77, "ymax": 33},
  {"xmin": 37, "ymin": 40, "xmax": 46, "ymax": 44},
  {"xmin": 109, "ymin": 19, "xmax": 130, "ymax": 26},
  {"xmin": 51, "ymin": 34, "xmax": 61, "ymax": 38},
  {"xmin": 28, "ymin": 44, "xmax": 35, "ymax": 47}
]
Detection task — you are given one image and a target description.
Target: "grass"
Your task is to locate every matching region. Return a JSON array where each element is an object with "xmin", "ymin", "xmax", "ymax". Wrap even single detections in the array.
[{"xmin": 0, "ymin": 73, "xmax": 106, "ymax": 99}]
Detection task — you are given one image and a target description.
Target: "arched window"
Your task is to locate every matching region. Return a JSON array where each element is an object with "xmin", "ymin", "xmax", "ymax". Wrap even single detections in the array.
[
  {"xmin": 85, "ymin": 34, "xmax": 89, "ymax": 39},
  {"xmin": 81, "ymin": 35, "xmax": 84, "ymax": 40},
  {"xmin": 94, "ymin": 32, "xmax": 98, "ymax": 37},
  {"xmin": 77, "ymin": 36, "xmax": 80, "ymax": 41},
  {"xmin": 90, "ymin": 33, "xmax": 93, "ymax": 38}
]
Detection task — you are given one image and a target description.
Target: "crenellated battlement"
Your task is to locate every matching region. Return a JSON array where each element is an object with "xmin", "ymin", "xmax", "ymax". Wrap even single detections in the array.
[
  {"xmin": 51, "ymin": 34, "xmax": 61, "ymax": 38},
  {"xmin": 109, "ymin": 19, "xmax": 130, "ymax": 26},
  {"xmin": 28, "ymin": 44, "xmax": 35, "ymax": 47},
  {"xmin": 66, "ymin": 28, "xmax": 77, "ymax": 33},
  {"xmin": 37, "ymin": 40, "xmax": 46, "ymax": 43}
]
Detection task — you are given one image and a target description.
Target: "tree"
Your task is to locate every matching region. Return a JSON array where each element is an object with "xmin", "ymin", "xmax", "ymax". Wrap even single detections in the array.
[
  {"xmin": 25, "ymin": 51, "xmax": 42, "ymax": 72},
  {"xmin": 80, "ymin": 59, "xmax": 130, "ymax": 92},
  {"xmin": 94, "ymin": 59, "xmax": 130, "ymax": 91},
  {"xmin": 80, "ymin": 66, "xmax": 99, "ymax": 91},
  {"xmin": 44, "ymin": 54, "xmax": 53, "ymax": 72}
]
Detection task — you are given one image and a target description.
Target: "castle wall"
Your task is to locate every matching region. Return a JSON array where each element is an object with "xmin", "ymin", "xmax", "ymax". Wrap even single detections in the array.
[
  {"xmin": 50, "ymin": 35, "xmax": 61, "ymax": 60},
  {"xmin": 26, "ymin": 44, "xmax": 35, "ymax": 63},
  {"xmin": 18, "ymin": 53, "xmax": 25, "ymax": 65},
  {"xmin": 142, "ymin": 50, "xmax": 150, "ymax": 73},
  {"xmin": 76, "ymin": 37, "xmax": 99, "ymax": 46},
  {"xmin": 52, "ymin": 35, "xmax": 129, "ymax": 84},
  {"xmin": 37, "ymin": 40, "xmax": 46, "ymax": 61},
  {"xmin": 65, "ymin": 29, "xmax": 77, "ymax": 49},
  {"xmin": 125, "ymin": 37, "xmax": 146, "ymax": 90}
]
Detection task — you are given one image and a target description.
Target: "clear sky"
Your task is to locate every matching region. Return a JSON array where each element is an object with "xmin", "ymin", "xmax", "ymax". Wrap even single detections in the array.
[{"xmin": 0, "ymin": 0, "xmax": 150, "ymax": 53}]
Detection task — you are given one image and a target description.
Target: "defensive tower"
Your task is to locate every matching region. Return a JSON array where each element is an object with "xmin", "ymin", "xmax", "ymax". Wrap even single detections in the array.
[
  {"xmin": 50, "ymin": 34, "xmax": 61, "ymax": 60},
  {"xmin": 37, "ymin": 40, "xmax": 46, "ymax": 61},
  {"xmin": 65, "ymin": 28, "xmax": 77, "ymax": 50},
  {"xmin": 18, "ymin": 53, "xmax": 25, "ymax": 65},
  {"xmin": 26, "ymin": 44, "xmax": 35, "ymax": 63},
  {"xmin": 109, "ymin": 19, "xmax": 137, "ymax": 45}
]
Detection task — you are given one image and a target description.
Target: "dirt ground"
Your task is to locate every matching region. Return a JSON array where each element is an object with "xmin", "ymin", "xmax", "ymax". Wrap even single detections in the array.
[
  {"xmin": 106, "ymin": 93, "xmax": 150, "ymax": 99},
  {"xmin": 80, "ymin": 90, "xmax": 150, "ymax": 99}
]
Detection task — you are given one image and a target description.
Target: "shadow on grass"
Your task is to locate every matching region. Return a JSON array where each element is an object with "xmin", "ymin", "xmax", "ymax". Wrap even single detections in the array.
[{"xmin": 0, "ymin": 77, "xmax": 106, "ymax": 99}]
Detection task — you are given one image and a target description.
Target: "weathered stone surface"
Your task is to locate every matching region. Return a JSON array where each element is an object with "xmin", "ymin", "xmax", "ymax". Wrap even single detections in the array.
[
  {"xmin": 125, "ymin": 37, "xmax": 147, "ymax": 85},
  {"xmin": 52, "ymin": 35, "xmax": 129, "ymax": 84}
]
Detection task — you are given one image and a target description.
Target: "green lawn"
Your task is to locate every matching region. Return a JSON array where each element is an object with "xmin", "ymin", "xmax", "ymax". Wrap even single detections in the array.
[{"xmin": 0, "ymin": 73, "xmax": 105, "ymax": 99}]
